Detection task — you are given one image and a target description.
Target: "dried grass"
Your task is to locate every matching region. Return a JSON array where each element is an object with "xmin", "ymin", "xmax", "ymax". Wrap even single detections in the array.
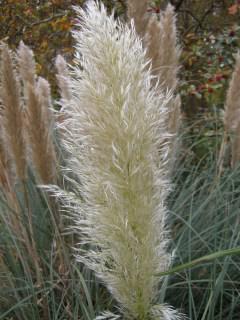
[
  {"xmin": 224, "ymin": 52, "xmax": 240, "ymax": 133},
  {"xmin": 127, "ymin": 0, "xmax": 149, "ymax": 38},
  {"xmin": 25, "ymin": 82, "xmax": 56, "ymax": 184},
  {"xmin": 156, "ymin": 4, "xmax": 181, "ymax": 91},
  {"xmin": 17, "ymin": 42, "xmax": 57, "ymax": 184},
  {"xmin": 218, "ymin": 52, "xmax": 240, "ymax": 171},
  {"xmin": 0, "ymin": 44, "xmax": 26, "ymax": 182},
  {"xmin": 145, "ymin": 4, "xmax": 182, "ymax": 173},
  {"xmin": 55, "ymin": 54, "xmax": 72, "ymax": 101}
]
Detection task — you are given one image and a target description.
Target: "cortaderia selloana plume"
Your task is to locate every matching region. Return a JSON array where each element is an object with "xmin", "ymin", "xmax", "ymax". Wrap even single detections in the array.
[{"xmin": 52, "ymin": 2, "xmax": 185, "ymax": 319}]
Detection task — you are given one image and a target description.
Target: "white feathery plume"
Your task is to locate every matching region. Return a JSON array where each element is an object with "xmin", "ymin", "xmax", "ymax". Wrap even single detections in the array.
[{"xmin": 56, "ymin": 2, "xmax": 182, "ymax": 319}]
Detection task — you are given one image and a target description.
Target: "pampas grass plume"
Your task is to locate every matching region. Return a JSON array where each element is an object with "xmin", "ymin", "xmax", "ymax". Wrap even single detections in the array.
[
  {"xmin": 231, "ymin": 121, "xmax": 240, "ymax": 167},
  {"xmin": 218, "ymin": 52, "xmax": 240, "ymax": 171},
  {"xmin": 17, "ymin": 41, "xmax": 35, "ymax": 85},
  {"xmin": 56, "ymin": 2, "xmax": 182, "ymax": 319},
  {"xmin": 145, "ymin": 4, "xmax": 180, "ymax": 91},
  {"xmin": 223, "ymin": 52, "xmax": 240, "ymax": 133},
  {"xmin": 0, "ymin": 44, "xmax": 26, "ymax": 182},
  {"xmin": 157, "ymin": 4, "xmax": 181, "ymax": 91},
  {"xmin": 145, "ymin": 4, "xmax": 182, "ymax": 173},
  {"xmin": 55, "ymin": 54, "xmax": 72, "ymax": 101},
  {"xmin": 17, "ymin": 42, "xmax": 56, "ymax": 184},
  {"xmin": 127, "ymin": 0, "xmax": 149, "ymax": 38},
  {"xmin": 126, "ymin": 2, "xmax": 182, "ymax": 164},
  {"xmin": 222, "ymin": 52, "xmax": 240, "ymax": 168}
]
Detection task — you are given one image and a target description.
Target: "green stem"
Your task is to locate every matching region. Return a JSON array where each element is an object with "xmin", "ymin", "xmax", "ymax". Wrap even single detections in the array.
[{"xmin": 155, "ymin": 247, "xmax": 240, "ymax": 277}]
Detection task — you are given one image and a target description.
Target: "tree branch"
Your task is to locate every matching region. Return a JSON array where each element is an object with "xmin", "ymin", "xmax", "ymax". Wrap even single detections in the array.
[
  {"xmin": 172, "ymin": 0, "xmax": 186, "ymax": 11},
  {"xmin": 16, "ymin": 12, "xmax": 69, "ymax": 29}
]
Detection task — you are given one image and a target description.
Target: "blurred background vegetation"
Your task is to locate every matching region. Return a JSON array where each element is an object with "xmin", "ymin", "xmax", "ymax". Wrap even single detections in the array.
[{"xmin": 1, "ymin": 0, "xmax": 240, "ymax": 160}]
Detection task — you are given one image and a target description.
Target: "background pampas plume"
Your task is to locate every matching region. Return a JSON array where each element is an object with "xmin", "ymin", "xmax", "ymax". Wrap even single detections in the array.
[
  {"xmin": 17, "ymin": 41, "xmax": 57, "ymax": 184},
  {"xmin": 0, "ymin": 102, "xmax": 11, "ymax": 190},
  {"xmin": 145, "ymin": 4, "xmax": 182, "ymax": 173},
  {"xmin": 0, "ymin": 130, "xmax": 13, "ymax": 194},
  {"xmin": 56, "ymin": 2, "xmax": 182, "ymax": 319},
  {"xmin": 126, "ymin": 1, "xmax": 182, "ymax": 173},
  {"xmin": 127, "ymin": 0, "xmax": 149, "ymax": 39},
  {"xmin": 0, "ymin": 44, "xmax": 26, "ymax": 183},
  {"xmin": 17, "ymin": 41, "xmax": 35, "ymax": 85},
  {"xmin": 55, "ymin": 54, "xmax": 72, "ymax": 102},
  {"xmin": 228, "ymin": 52, "xmax": 240, "ymax": 169},
  {"xmin": 223, "ymin": 52, "xmax": 240, "ymax": 133},
  {"xmin": 0, "ymin": 133, "xmax": 11, "ymax": 190},
  {"xmin": 218, "ymin": 52, "xmax": 240, "ymax": 172},
  {"xmin": 231, "ymin": 121, "xmax": 240, "ymax": 168},
  {"xmin": 148, "ymin": 4, "xmax": 181, "ymax": 91}
]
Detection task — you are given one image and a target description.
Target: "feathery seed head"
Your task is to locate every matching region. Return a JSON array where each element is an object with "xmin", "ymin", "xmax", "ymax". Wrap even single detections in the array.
[
  {"xmin": 57, "ymin": 2, "xmax": 181, "ymax": 319},
  {"xmin": 145, "ymin": 4, "xmax": 182, "ymax": 177},
  {"xmin": 231, "ymin": 120, "xmax": 240, "ymax": 167},
  {"xmin": 55, "ymin": 54, "xmax": 72, "ymax": 101},
  {"xmin": 0, "ymin": 44, "xmax": 26, "ymax": 182},
  {"xmin": 222, "ymin": 52, "xmax": 240, "ymax": 168},
  {"xmin": 17, "ymin": 41, "xmax": 36, "ymax": 85},
  {"xmin": 25, "ymin": 81, "xmax": 56, "ymax": 184},
  {"xmin": 157, "ymin": 5, "xmax": 181, "ymax": 96},
  {"xmin": 224, "ymin": 52, "xmax": 240, "ymax": 132},
  {"xmin": 145, "ymin": 15, "xmax": 161, "ymax": 78},
  {"xmin": 127, "ymin": 0, "xmax": 149, "ymax": 39},
  {"xmin": 37, "ymin": 76, "xmax": 54, "ymax": 127},
  {"xmin": 16, "ymin": 41, "xmax": 57, "ymax": 184}
]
